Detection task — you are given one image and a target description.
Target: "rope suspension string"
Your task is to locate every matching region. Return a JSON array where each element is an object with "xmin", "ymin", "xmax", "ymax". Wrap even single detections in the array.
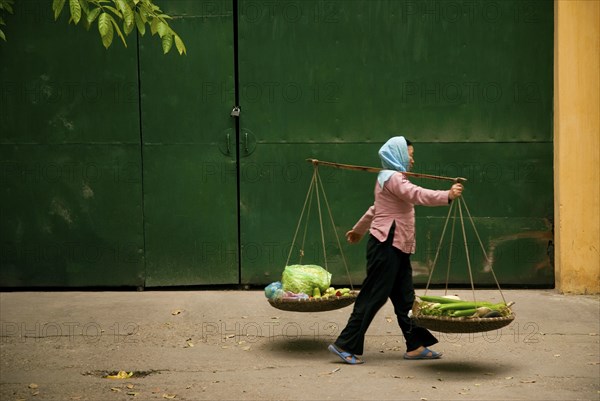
[
  {"xmin": 423, "ymin": 196, "xmax": 508, "ymax": 303},
  {"xmin": 457, "ymin": 196, "xmax": 477, "ymax": 304},
  {"xmin": 414, "ymin": 194, "xmax": 515, "ymax": 333},
  {"xmin": 271, "ymin": 162, "xmax": 356, "ymax": 312},
  {"xmin": 314, "ymin": 163, "xmax": 354, "ymax": 291}
]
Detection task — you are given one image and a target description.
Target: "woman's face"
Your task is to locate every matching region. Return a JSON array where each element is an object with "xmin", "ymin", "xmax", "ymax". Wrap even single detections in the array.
[{"xmin": 408, "ymin": 145, "xmax": 415, "ymax": 171}]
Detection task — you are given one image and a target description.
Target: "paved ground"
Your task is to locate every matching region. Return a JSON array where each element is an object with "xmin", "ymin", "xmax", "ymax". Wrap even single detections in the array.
[{"xmin": 0, "ymin": 289, "xmax": 598, "ymax": 401}]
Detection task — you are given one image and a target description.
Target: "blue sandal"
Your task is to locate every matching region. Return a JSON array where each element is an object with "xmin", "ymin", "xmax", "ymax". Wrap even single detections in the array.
[
  {"xmin": 403, "ymin": 347, "xmax": 443, "ymax": 360},
  {"xmin": 328, "ymin": 344, "xmax": 364, "ymax": 365}
]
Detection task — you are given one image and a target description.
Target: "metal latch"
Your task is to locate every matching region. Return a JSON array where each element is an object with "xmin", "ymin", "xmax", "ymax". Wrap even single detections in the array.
[{"xmin": 230, "ymin": 106, "xmax": 241, "ymax": 117}]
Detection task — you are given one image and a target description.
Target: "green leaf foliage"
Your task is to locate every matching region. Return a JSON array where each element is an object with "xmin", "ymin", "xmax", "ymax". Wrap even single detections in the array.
[
  {"xmin": 69, "ymin": 0, "xmax": 82, "ymax": 24},
  {"xmin": 98, "ymin": 12, "xmax": 113, "ymax": 49},
  {"xmin": 0, "ymin": 0, "xmax": 14, "ymax": 41},
  {"xmin": 0, "ymin": 0, "xmax": 189, "ymax": 54}
]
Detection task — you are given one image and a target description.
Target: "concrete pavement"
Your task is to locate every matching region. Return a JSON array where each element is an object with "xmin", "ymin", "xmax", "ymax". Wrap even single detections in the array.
[{"xmin": 0, "ymin": 289, "xmax": 599, "ymax": 401}]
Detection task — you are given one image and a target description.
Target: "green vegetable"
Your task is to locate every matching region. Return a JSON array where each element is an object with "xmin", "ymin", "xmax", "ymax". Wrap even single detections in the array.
[
  {"xmin": 438, "ymin": 302, "xmax": 494, "ymax": 311},
  {"xmin": 451, "ymin": 308, "xmax": 478, "ymax": 317},
  {"xmin": 418, "ymin": 295, "xmax": 466, "ymax": 304},
  {"xmin": 281, "ymin": 264, "xmax": 332, "ymax": 295}
]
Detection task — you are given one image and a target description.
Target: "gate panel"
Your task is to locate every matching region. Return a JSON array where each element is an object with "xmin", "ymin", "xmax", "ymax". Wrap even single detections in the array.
[
  {"xmin": 139, "ymin": 0, "xmax": 238, "ymax": 286},
  {"xmin": 0, "ymin": 1, "xmax": 144, "ymax": 287},
  {"xmin": 237, "ymin": 0, "xmax": 554, "ymax": 286}
]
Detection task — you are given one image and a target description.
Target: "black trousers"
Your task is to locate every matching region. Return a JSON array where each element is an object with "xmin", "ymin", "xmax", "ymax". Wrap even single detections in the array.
[{"xmin": 334, "ymin": 225, "xmax": 438, "ymax": 355}]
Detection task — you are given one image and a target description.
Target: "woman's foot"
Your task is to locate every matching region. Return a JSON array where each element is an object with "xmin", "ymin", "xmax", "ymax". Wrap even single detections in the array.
[
  {"xmin": 328, "ymin": 344, "xmax": 364, "ymax": 364},
  {"xmin": 403, "ymin": 346, "xmax": 442, "ymax": 360}
]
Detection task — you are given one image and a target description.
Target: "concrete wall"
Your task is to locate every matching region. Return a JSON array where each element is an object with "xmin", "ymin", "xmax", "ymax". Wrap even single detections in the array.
[{"xmin": 554, "ymin": 0, "xmax": 600, "ymax": 294}]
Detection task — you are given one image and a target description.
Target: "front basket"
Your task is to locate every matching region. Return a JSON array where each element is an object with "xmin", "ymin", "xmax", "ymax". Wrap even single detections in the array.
[
  {"xmin": 411, "ymin": 313, "xmax": 516, "ymax": 333},
  {"xmin": 268, "ymin": 291, "xmax": 359, "ymax": 312}
]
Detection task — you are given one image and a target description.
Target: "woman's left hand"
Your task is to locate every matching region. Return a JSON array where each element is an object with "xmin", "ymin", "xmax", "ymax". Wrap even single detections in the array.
[{"xmin": 448, "ymin": 183, "xmax": 464, "ymax": 200}]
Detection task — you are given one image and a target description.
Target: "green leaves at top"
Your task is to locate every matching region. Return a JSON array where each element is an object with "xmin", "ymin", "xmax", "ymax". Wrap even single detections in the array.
[
  {"xmin": 50, "ymin": 0, "xmax": 186, "ymax": 55},
  {"xmin": 0, "ymin": 0, "xmax": 15, "ymax": 41}
]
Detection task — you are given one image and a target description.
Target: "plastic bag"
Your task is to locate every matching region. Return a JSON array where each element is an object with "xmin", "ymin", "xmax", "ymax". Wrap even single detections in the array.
[
  {"xmin": 264, "ymin": 281, "xmax": 283, "ymax": 299},
  {"xmin": 281, "ymin": 264, "xmax": 332, "ymax": 295}
]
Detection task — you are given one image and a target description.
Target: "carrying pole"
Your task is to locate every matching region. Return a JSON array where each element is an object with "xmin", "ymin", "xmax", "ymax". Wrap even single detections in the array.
[{"xmin": 306, "ymin": 159, "xmax": 467, "ymax": 183}]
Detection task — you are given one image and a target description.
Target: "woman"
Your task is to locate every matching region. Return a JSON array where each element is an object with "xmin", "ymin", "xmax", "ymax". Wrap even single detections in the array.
[{"xmin": 328, "ymin": 136, "xmax": 463, "ymax": 364}]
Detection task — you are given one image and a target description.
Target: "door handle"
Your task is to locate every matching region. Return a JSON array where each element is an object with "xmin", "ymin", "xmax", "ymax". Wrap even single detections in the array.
[
  {"xmin": 244, "ymin": 132, "xmax": 249, "ymax": 154},
  {"xmin": 226, "ymin": 133, "xmax": 231, "ymax": 155}
]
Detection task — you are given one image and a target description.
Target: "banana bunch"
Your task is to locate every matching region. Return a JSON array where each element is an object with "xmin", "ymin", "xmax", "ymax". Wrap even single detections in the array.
[{"xmin": 313, "ymin": 287, "xmax": 352, "ymax": 299}]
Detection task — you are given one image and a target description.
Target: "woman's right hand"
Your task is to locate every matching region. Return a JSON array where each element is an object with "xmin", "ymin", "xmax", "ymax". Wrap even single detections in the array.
[
  {"xmin": 448, "ymin": 183, "xmax": 464, "ymax": 200},
  {"xmin": 346, "ymin": 230, "xmax": 363, "ymax": 244}
]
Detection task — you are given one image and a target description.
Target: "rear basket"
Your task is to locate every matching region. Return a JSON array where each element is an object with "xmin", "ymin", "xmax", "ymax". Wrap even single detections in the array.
[{"xmin": 268, "ymin": 291, "xmax": 359, "ymax": 312}]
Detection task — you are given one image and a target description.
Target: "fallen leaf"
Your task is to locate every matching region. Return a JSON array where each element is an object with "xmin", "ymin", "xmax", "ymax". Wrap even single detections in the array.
[
  {"xmin": 385, "ymin": 316, "xmax": 393, "ymax": 323},
  {"xmin": 171, "ymin": 309, "xmax": 183, "ymax": 315},
  {"xmin": 111, "ymin": 388, "xmax": 122, "ymax": 392},
  {"xmin": 106, "ymin": 371, "xmax": 133, "ymax": 379},
  {"xmin": 520, "ymin": 380, "xmax": 536, "ymax": 383},
  {"xmin": 186, "ymin": 341, "xmax": 194, "ymax": 348},
  {"xmin": 185, "ymin": 385, "xmax": 192, "ymax": 389},
  {"xmin": 554, "ymin": 354, "xmax": 560, "ymax": 357},
  {"xmin": 162, "ymin": 394, "xmax": 177, "ymax": 399},
  {"xmin": 126, "ymin": 384, "xmax": 135, "ymax": 389},
  {"xmin": 505, "ymin": 376, "xmax": 514, "ymax": 380},
  {"xmin": 151, "ymin": 388, "xmax": 162, "ymax": 394},
  {"xmin": 29, "ymin": 384, "xmax": 39, "ymax": 389},
  {"xmin": 127, "ymin": 392, "xmax": 139, "ymax": 396},
  {"xmin": 589, "ymin": 333, "xmax": 598, "ymax": 336},
  {"xmin": 242, "ymin": 346, "xmax": 251, "ymax": 351},
  {"xmin": 32, "ymin": 391, "xmax": 40, "ymax": 396}
]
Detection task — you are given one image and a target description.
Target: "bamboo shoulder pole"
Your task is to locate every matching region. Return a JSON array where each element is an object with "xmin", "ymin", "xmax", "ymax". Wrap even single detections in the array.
[{"xmin": 306, "ymin": 159, "xmax": 467, "ymax": 183}]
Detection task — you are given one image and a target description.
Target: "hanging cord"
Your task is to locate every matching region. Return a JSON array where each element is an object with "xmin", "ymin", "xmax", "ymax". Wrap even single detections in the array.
[
  {"xmin": 423, "ymin": 200, "xmax": 456, "ymax": 296},
  {"xmin": 314, "ymin": 165, "xmax": 328, "ymax": 270},
  {"xmin": 460, "ymin": 196, "xmax": 508, "ymax": 304},
  {"xmin": 315, "ymin": 168, "xmax": 354, "ymax": 290},
  {"xmin": 444, "ymin": 201, "xmax": 459, "ymax": 295},
  {"xmin": 298, "ymin": 171, "xmax": 316, "ymax": 264},
  {"xmin": 457, "ymin": 197, "xmax": 477, "ymax": 303},
  {"xmin": 286, "ymin": 168, "xmax": 317, "ymax": 266}
]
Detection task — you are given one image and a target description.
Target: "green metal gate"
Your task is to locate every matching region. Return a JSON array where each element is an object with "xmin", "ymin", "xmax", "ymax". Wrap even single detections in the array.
[
  {"xmin": 138, "ymin": 1, "xmax": 238, "ymax": 286},
  {"xmin": 0, "ymin": 0, "xmax": 554, "ymax": 288},
  {"xmin": 237, "ymin": 0, "xmax": 554, "ymax": 287}
]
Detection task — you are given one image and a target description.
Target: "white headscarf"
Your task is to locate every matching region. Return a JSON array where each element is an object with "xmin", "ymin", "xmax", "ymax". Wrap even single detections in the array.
[{"xmin": 377, "ymin": 136, "xmax": 410, "ymax": 188}]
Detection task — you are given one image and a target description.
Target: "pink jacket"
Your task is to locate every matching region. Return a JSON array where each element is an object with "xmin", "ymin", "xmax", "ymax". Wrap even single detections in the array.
[{"xmin": 352, "ymin": 173, "xmax": 450, "ymax": 254}]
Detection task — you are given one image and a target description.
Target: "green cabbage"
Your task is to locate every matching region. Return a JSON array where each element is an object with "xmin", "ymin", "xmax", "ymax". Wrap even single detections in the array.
[{"xmin": 281, "ymin": 264, "xmax": 332, "ymax": 295}]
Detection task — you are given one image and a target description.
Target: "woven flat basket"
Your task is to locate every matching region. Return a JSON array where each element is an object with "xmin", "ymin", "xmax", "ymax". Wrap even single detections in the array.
[
  {"xmin": 411, "ymin": 302, "xmax": 515, "ymax": 333},
  {"xmin": 268, "ymin": 291, "xmax": 359, "ymax": 312},
  {"xmin": 411, "ymin": 313, "xmax": 515, "ymax": 333}
]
